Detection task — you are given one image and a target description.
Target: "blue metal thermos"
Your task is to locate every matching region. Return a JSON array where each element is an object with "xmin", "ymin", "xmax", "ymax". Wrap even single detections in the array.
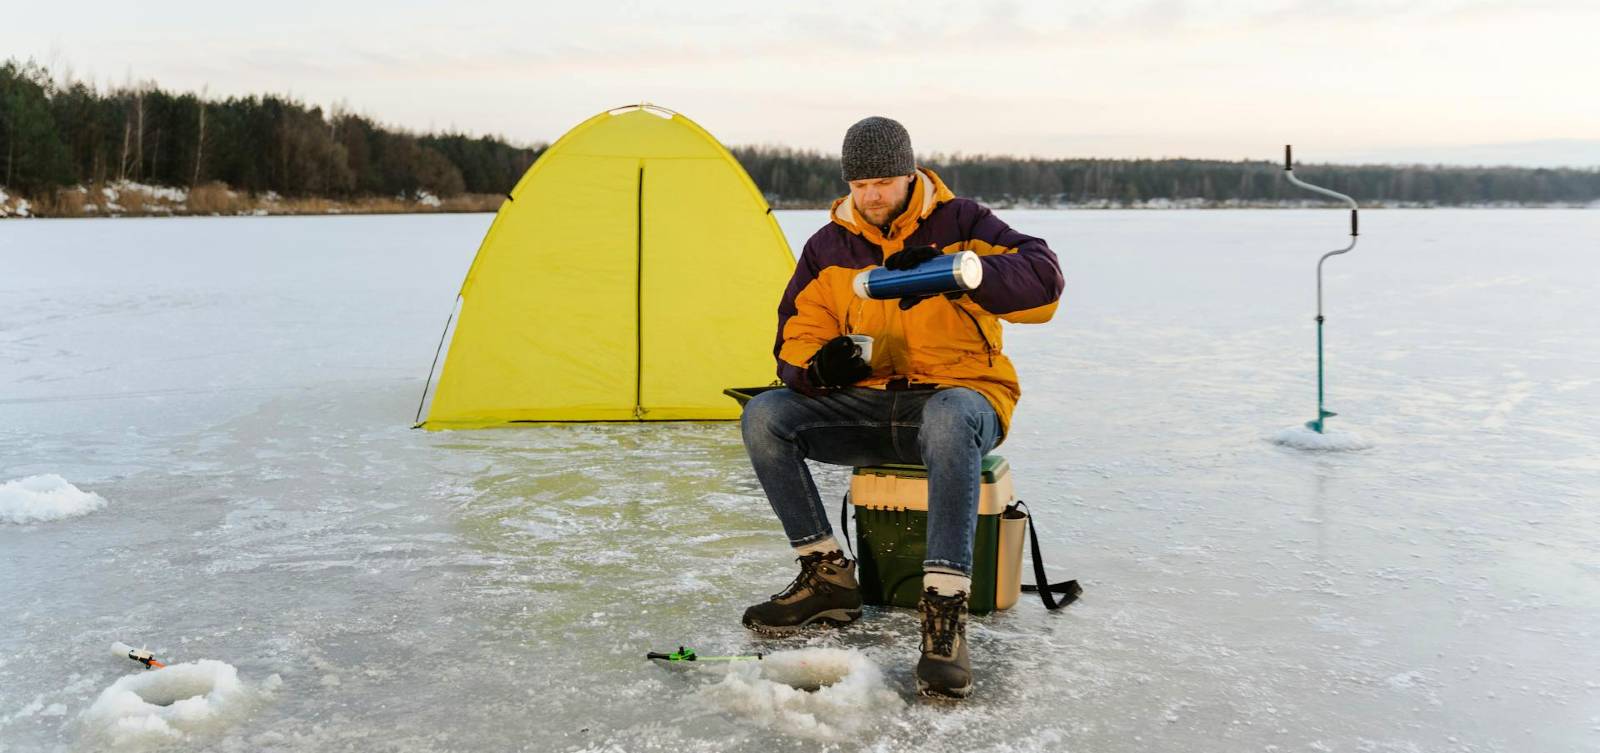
[{"xmin": 852, "ymin": 250, "xmax": 984, "ymax": 300}]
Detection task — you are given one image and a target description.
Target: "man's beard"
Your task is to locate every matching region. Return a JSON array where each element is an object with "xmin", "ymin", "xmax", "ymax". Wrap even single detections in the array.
[{"xmin": 864, "ymin": 192, "xmax": 912, "ymax": 227}]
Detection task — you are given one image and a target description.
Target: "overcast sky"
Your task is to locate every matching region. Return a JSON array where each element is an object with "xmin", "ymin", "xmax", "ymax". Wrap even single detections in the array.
[{"xmin": 7, "ymin": 0, "xmax": 1598, "ymax": 166}]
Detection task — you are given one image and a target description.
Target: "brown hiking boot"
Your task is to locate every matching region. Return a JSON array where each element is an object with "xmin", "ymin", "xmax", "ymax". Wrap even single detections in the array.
[
  {"xmin": 916, "ymin": 588, "xmax": 972, "ymax": 698},
  {"xmin": 741, "ymin": 551, "xmax": 863, "ymax": 634}
]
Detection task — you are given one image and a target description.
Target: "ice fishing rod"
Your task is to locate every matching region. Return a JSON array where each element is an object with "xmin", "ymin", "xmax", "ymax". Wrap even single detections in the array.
[
  {"xmin": 1283, "ymin": 145, "xmax": 1359, "ymax": 434},
  {"xmin": 646, "ymin": 646, "xmax": 763, "ymax": 663},
  {"xmin": 112, "ymin": 641, "xmax": 165, "ymax": 670}
]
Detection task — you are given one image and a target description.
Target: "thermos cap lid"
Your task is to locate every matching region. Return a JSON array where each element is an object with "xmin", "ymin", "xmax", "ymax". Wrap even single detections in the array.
[
  {"xmin": 852, "ymin": 269, "xmax": 872, "ymax": 299},
  {"xmin": 954, "ymin": 250, "xmax": 984, "ymax": 289}
]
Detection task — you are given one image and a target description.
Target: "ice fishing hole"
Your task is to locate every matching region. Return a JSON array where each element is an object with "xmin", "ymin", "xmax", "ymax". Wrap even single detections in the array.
[{"xmin": 130, "ymin": 672, "xmax": 219, "ymax": 707}]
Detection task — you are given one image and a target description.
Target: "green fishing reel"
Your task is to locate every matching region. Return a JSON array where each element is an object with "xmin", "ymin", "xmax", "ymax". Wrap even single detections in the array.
[
  {"xmin": 647, "ymin": 646, "xmax": 698, "ymax": 662},
  {"xmin": 646, "ymin": 646, "xmax": 762, "ymax": 662}
]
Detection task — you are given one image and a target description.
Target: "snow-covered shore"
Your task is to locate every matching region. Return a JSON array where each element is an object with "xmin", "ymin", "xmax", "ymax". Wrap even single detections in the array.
[{"xmin": 0, "ymin": 182, "xmax": 499, "ymax": 219}]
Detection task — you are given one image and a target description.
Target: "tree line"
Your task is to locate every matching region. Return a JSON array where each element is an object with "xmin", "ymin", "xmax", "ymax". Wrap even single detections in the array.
[
  {"xmin": 732, "ymin": 146, "xmax": 1600, "ymax": 207},
  {"xmin": 5, "ymin": 58, "xmax": 1598, "ymax": 208},
  {"xmin": 1, "ymin": 59, "xmax": 542, "ymax": 201}
]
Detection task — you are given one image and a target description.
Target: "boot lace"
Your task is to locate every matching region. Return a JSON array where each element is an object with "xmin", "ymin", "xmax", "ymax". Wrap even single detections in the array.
[
  {"xmin": 773, "ymin": 551, "xmax": 836, "ymax": 600},
  {"xmin": 920, "ymin": 588, "xmax": 966, "ymax": 656}
]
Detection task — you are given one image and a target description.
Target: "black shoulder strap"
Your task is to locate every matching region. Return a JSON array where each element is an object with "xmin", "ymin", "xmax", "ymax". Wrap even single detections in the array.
[
  {"xmin": 1015, "ymin": 501, "xmax": 1082, "ymax": 610},
  {"xmin": 839, "ymin": 492, "xmax": 857, "ymax": 560}
]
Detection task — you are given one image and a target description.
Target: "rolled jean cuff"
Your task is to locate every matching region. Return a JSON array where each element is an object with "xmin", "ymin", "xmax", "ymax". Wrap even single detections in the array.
[
  {"xmin": 922, "ymin": 558, "xmax": 972, "ymax": 577},
  {"xmin": 790, "ymin": 529, "xmax": 836, "ymax": 548}
]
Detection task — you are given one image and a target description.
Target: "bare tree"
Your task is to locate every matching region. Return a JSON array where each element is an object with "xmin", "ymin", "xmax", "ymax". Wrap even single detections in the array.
[
  {"xmin": 192, "ymin": 85, "xmax": 207, "ymax": 187},
  {"xmin": 5, "ymin": 116, "xmax": 14, "ymax": 187},
  {"xmin": 118, "ymin": 118, "xmax": 131, "ymax": 182},
  {"xmin": 133, "ymin": 90, "xmax": 144, "ymax": 181}
]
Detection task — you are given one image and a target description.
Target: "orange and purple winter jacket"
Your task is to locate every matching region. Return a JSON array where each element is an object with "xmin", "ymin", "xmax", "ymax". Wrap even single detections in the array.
[{"xmin": 774, "ymin": 168, "xmax": 1063, "ymax": 438}]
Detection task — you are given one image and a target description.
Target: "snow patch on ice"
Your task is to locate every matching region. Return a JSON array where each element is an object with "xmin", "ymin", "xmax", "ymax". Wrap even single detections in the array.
[
  {"xmin": 1271, "ymin": 426, "xmax": 1374, "ymax": 452},
  {"xmin": 1385, "ymin": 670, "xmax": 1426, "ymax": 689},
  {"xmin": 0, "ymin": 474, "xmax": 108, "ymax": 524},
  {"xmin": 696, "ymin": 648, "xmax": 902, "ymax": 741},
  {"xmin": 1481, "ymin": 380, "xmax": 1535, "ymax": 430},
  {"xmin": 80, "ymin": 660, "xmax": 278, "ymax": 746}
]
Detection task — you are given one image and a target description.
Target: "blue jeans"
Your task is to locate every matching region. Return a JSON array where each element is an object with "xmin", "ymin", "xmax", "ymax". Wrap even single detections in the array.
[{"xmin": 740, "ymin": 387, "xmax": 1003, "ymax": 575}]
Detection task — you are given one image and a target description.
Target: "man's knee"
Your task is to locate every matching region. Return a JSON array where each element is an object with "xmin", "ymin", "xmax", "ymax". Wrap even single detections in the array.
[
  {"xmin": 741, "ymin": 388, "xmax": 803, "ymax": 444},
  {"xmin": 918, "ymin": 389, "xmax": 991, "ymax": 447}
]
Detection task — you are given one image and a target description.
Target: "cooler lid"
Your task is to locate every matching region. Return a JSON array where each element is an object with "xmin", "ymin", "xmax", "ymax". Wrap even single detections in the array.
[{"xmin": 852, "ymin": 454, "xmax": 1009, "ymax": 483}]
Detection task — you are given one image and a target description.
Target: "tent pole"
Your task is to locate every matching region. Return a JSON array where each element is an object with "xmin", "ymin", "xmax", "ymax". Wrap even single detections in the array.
[
  {"xmin": 412, "ymin": 297, "xmax": 460, "ymax": 428},
  {"xmin": 635, "ymin": 162, "xmax": 646, "ymax": 420}
]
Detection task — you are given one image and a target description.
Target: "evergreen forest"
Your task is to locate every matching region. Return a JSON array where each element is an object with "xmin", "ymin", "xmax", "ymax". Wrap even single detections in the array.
[{"xmin": 4, "ymin": 59, "xmax": 1597, "ymax": 212}]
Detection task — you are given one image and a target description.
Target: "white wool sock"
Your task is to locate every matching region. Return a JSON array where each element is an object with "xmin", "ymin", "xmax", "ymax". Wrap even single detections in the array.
[
  {"xmin": 923, "ymin": 569, "xmax": 971, "ymax": 597},
  {"xmin": 794, "ymin": 536, "xmax": 844, "ymax": 559}
]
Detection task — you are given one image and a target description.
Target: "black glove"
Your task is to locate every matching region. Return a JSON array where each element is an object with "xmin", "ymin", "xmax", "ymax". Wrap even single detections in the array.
[
  {"xmin": 806, "ymin": 336, "xmax": 872, "ymax": 389},
  {"xmin": 884, "ymin": 244, "xmax": 939, "ymax": 270}
]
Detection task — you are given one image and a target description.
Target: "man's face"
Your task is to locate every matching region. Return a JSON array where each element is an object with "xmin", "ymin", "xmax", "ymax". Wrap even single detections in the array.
[{"xmin": 848, "ymin": 175, "xmax": 914, "ymax": 227}]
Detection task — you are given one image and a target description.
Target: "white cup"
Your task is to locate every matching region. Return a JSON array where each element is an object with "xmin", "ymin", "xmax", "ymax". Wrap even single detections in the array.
[{"xmin": 848, "ymin": 334, "xmax": 874, "ymax": 362}]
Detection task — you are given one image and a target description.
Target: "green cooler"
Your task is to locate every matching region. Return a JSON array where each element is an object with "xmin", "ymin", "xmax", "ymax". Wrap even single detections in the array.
[{"xmin": 849, "ymin": 455, "xmax": 1027, "ymax": 615}]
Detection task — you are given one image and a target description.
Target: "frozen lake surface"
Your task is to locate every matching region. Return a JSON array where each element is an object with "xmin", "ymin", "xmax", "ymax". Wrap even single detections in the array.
[{"xmin": 2, "ymin": 209, "xmax": 1597, "ymax": 752}]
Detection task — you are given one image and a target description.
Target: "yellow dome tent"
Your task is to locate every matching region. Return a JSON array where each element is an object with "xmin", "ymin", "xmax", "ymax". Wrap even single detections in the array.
[{"xmin": 415, "ymin": 105, "xmax": 794, "ymax": 429}]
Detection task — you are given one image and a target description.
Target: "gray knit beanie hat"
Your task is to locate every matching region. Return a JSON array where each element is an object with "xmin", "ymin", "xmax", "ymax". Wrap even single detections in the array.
[{"xmin": 840, "ymin": 116, "xmax": 915, "ymax": 181}]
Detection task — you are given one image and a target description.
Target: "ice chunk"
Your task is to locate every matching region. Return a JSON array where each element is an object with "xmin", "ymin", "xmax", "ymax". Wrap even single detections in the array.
[
  {"xmin": 80, "ymin": 660, "xmax": 271, "ymax": 746},
  {"xmin": 1271, "ymin": 426, "xmax": 1374, "ymax": 452},
  {"xmin": 0, "ymin": 474, "xmax": 108, "ymax": 524},
  {"xmin": 696, "ymin": 648, "xmax": 903, "ymax": 741}
]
